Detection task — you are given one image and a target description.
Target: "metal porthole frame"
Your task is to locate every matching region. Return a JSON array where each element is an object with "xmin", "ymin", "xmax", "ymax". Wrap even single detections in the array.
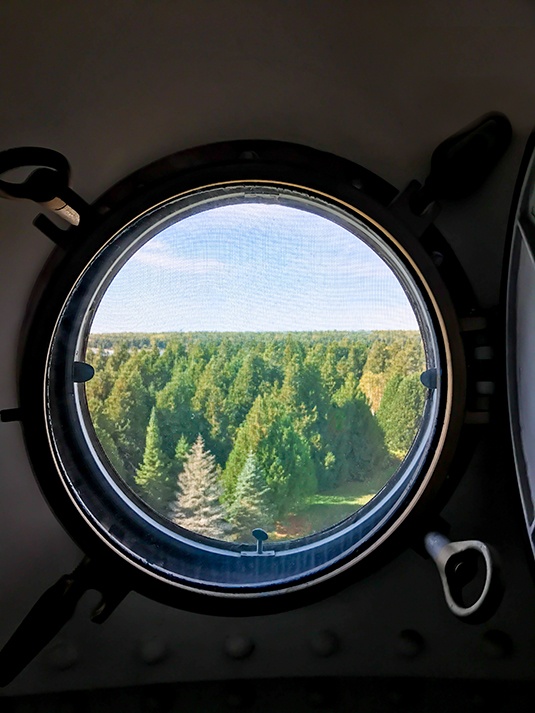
[{"xmin": 15, "ymin": 140, "xmax": 483, "ymax": 615}]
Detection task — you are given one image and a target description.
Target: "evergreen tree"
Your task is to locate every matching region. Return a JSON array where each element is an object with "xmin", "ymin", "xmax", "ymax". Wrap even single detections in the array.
[
  {"xmin": 90, "ymin": 406, "xmax": 125, "ymax": 481},
  {"xmin": 85, "ymin": 355, "xmax": 115, "ymax": 407},
  {"xmin": 103, "ymin": 360, "xmax": 153, "ymax": 482},
  {"xmin": 108, "ymin": 341, "xmax": 131, "ymax": 372},
  {"xmin": 136, "ymin": 407, "xmax": 174, "ymax": 512},
  {"xmin": 377, "ymin": 373, "xmax": 426, "ymax": 457},
  {"xmin": 223, "ymin": 393, "xmax": 316, "ymax": 515},
  {"xmin": 171, "ymin": 435, "xmax": 232, "ymax": 539},
  {"xmin": 156, "ymin": 366, "xmax": 204, "ymax": 460},
  {"xmin": 325, "ymin": 372, "xmax": 389, "ymax": 485},
  {"xmin": 174, "ymin": 434, "xmax": 190, "ymax": 472},
  {"xmin": 226, "ymin": 352, "xmax": 271, "ymax": 429},
  {"xmin": 227, "ymin": 451, "xmax": 276, "ymax": 540},
  {"xmin": 191, "ymin": 356, "xmax": 231, "ymax": 463}
]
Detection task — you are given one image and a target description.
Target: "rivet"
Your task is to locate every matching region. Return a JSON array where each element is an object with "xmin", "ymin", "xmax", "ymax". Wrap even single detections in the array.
[
  {"xmin": 308, "ymin": 630, "xmax": 339, "ymax": 658},
  {"xmin": 471, "ymin": 692, "xmax": 485, "ymax": 708},
  {"xmin": 460, "ymin": 317, "xmax": 487, "ymax": 332},
  {"xmin": 226, "ymin": 688, "xmax": 255, "ymax": 709},
  {"xmin": 431, "ymin": 251, "xmax": 444, "ymax": 267},
  {"xmin": 138, "ymin": 636, "xmax": 169, "ymax": 665},
  {"xmin": 480, "ymin": 630, "xmax": 513, "ymax": 659},
  {"xmin": 476, "ymin": 381, "xmax": 495, "ymax": 396},
  {"xmin": 224, "ymin": 634, "xmax": 255, "ymax": 660},
  {"xmin": 465, "ymin": 411, "xmax": 490, "ymax": 425},
  {"xmin": 396, "ymin": 629, "xmax": 425, "ymax": 658},
  {"xmin": 474, "ymin": 346, "xmax": 493, "ymax": 360},
  {"xmin": 387, "ymin": 690, "xmax": 404, "ymax": 707},
  {"xmin": 239, "ymin": 151, "xmax": 259, "ymax": 160},
  {"xmin": 46, "ymin": 640, "xmax": 78, "ymax": 671},
  {"xmin": 307, "ymin": 689, "xmax": 329, "ymax": 708}
]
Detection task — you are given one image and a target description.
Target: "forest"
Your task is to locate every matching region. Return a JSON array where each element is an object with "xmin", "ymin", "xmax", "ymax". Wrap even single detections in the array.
[{"xmin": 85, "ymin": 330, "xmax": 427, "ymax": 543}]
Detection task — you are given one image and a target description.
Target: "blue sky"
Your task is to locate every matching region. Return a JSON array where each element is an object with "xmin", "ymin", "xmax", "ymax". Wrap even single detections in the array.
[{"xmin": 90, "ymin": 203, "xmax": 419, "ymax": 333}]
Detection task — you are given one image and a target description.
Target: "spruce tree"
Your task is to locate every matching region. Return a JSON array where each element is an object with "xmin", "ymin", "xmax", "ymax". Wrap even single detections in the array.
[
  {"xmin": 136, "ymin": 407, "xmax": 174, "ymax": 512},
  {"xmin": 171, "ymin": 435, "xmax": 232, "ymax": 539},
  {"xmin": 227, "ymin": 452, "xmax": 276, "ymax": 540}
]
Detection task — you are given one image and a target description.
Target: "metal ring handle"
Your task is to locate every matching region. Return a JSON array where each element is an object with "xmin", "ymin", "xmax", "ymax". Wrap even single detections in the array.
[
  {"xmin": 424, "ymin": 532, "xmax": 500, "ymax": 621},
  {"xmin": 0, "ymin": 147, "xmax": 71, "ymax": 201}
]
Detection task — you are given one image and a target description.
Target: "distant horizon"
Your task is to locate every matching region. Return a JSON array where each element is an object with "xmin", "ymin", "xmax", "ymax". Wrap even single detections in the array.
[
  {"xmin": 89, "ymin": 327, "xmax": 421, "ymax": 336},
  {"xmin": 89, "ymin": 327, "xmax": 420, "ymax": 333},
  {"xmin": 90, "ymin": 203, "xmax": 420, "ymax": 333}
]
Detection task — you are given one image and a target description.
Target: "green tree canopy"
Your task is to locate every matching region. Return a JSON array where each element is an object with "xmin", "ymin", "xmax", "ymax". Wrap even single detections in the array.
[
  {"xmin": 377, "ymin": 373, "xmax": 426, "ymax": 457},
  {"xmin": 103, "ymin": 360, "xmax": 153, "ymax": 481},
  {"xmin": 223, "ymin": 392, "xmax": 317, "ymax": 515},
  {"xmin": 136, "ymin": 407, "xmax": 175, "ymax": 512}
]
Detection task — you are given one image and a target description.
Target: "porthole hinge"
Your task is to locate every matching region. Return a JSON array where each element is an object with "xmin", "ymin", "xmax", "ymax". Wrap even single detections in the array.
[{"xmin": 390, "ymin": 112, "xmax": 512, "ymax": 239}]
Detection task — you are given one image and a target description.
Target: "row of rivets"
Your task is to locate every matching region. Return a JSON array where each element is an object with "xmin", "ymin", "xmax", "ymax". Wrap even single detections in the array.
[{"xmin": 44, "ymin": 629, "xmax": 514, "ymax": 671}]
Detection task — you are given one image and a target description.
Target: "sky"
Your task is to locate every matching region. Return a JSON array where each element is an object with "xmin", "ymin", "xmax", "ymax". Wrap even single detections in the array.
[{"xmin": 90, "ymin": 203, "xmax": 419, "ymax": 333}]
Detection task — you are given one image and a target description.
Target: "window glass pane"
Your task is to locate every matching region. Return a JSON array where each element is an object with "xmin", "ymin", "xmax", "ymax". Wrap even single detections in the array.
[{"xmin": 84, "ymin": 201, "xmax": 429, "ymax": 545}]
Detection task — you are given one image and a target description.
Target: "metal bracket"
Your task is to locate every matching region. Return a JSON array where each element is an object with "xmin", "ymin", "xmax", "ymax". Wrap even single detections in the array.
[
  {"xmin": 389, "ymin": 180, "xmax": 441, "ymax": 238},
  {"xmin": 0, "ymin": 558, "xmax": 129, "ymax": 687}
]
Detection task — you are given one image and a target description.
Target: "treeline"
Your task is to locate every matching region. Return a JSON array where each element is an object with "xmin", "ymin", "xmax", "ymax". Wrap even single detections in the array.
[{"xmin": 85, "ymin": 331, "xmax": 426, "ymax": 540}]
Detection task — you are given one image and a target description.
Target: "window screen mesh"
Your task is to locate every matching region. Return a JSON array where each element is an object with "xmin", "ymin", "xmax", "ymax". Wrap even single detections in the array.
[{"xmin": 84, "ymin": 202, "xmax": 428, "ymax": 544}]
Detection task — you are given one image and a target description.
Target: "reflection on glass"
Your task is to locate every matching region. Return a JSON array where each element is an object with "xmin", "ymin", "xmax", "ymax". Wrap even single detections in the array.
[{"xmin": 84, "ymin": 203, "xmax": 427, "ymax": 543}]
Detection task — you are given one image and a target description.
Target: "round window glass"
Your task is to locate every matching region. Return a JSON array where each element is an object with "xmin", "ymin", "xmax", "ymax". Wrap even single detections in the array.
[{"xmin": 45, "ymin": 183, "xmax": 444, "ymax": 594}]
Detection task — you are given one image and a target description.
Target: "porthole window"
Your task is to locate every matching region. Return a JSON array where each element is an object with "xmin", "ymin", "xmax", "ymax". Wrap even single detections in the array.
[
  {"xmin": 41, "ymin": 182, "xmax": 453, "ymax": 597},
  {"xmin": 7, "ymin": 140, "xmax": 475, "ymax": 610},
  {"xmin": 83, "ymin": 192, "xmax": 437, "ymax": 547}
]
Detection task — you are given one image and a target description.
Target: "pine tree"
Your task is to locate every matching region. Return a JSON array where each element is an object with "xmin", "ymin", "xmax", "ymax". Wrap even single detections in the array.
[
  {"xmin": 171, "ymin": 435, "xmax": 232, "ymax": 539},
  {"xmin": 136, "ymin": 407, "xmax": 174, "ymax": 512},
  {"xmin": 227, "ymin": 452, "xmax": 276, "ymax": 540}
]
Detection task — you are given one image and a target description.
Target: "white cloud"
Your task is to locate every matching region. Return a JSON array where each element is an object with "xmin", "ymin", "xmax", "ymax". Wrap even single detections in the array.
[{"xmin": 131, "ymin": 241, "xmax": 227, "ymax": 274}]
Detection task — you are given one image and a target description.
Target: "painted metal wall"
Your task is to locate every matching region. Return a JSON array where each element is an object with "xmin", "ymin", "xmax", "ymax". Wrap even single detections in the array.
[{"xmin": 1, "ymin": 0, "xmax": 534, "ymax": 701}]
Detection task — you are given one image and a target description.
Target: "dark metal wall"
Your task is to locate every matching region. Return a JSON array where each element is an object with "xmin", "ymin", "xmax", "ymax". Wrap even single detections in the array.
[{"xmin": 1, "ymin": 0, "xmax": 534, "ymax": 702}]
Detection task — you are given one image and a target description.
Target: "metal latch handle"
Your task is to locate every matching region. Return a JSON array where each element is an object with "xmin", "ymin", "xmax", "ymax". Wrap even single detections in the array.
[{"xmin": 424, "ymin": 532, "xmax": 502, "ymax": 622}]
